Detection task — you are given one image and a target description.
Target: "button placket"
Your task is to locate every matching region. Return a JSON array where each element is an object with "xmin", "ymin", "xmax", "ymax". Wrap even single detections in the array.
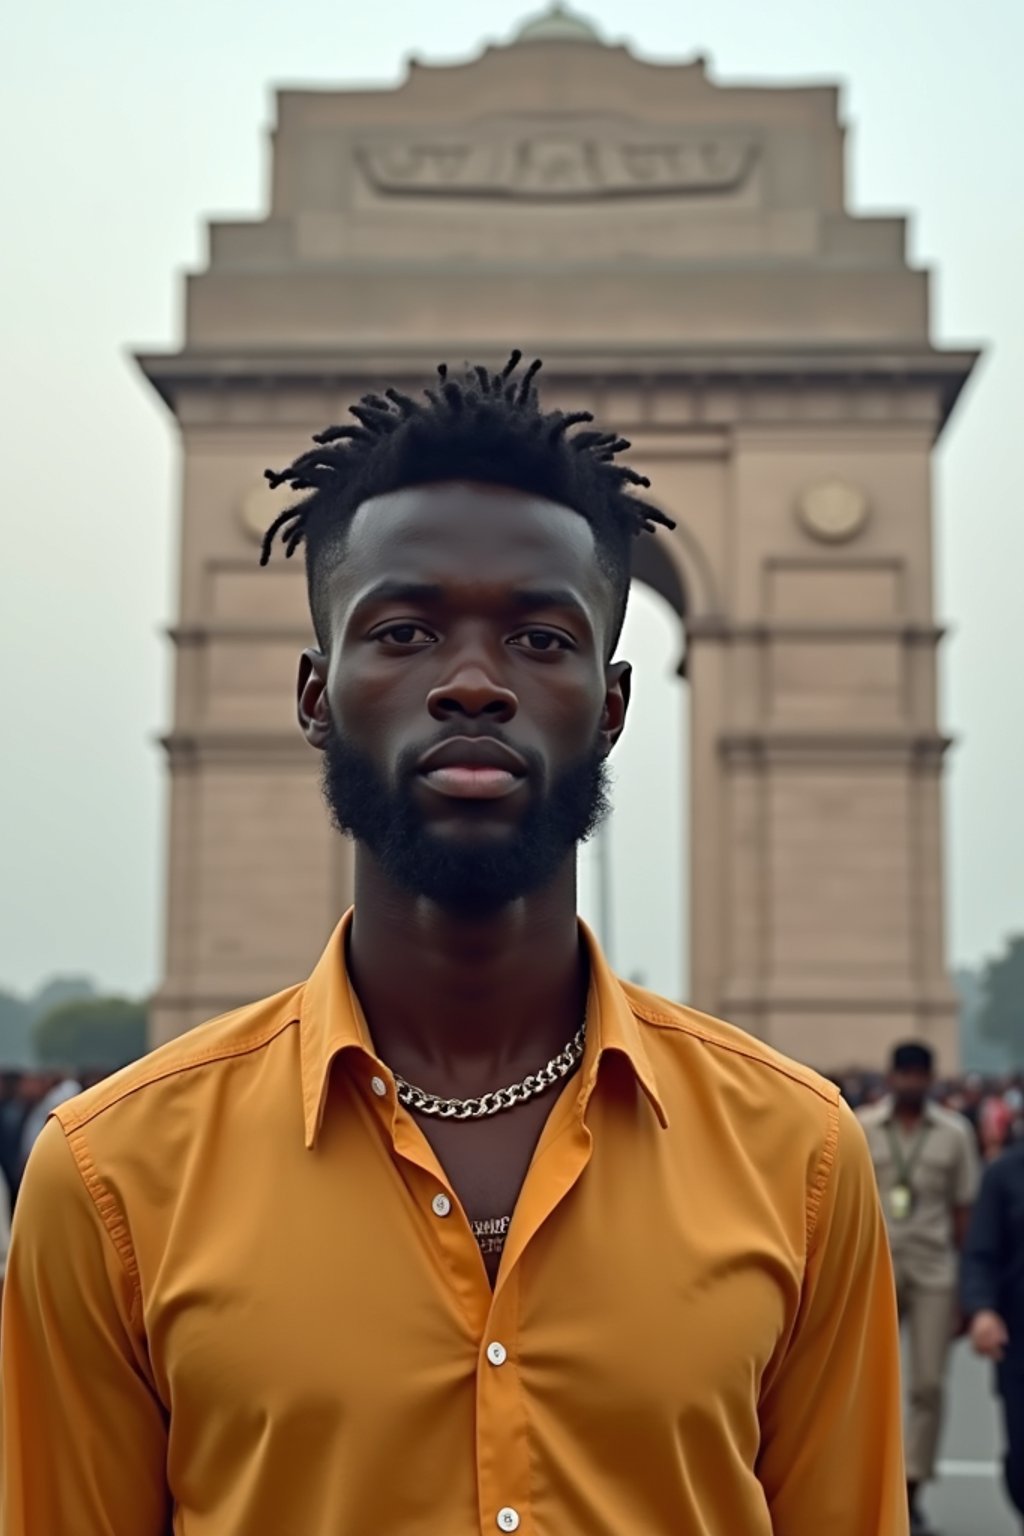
[{"xmin": 476, "ymin": 1267, "xmax": 530, "ymax": 1536}]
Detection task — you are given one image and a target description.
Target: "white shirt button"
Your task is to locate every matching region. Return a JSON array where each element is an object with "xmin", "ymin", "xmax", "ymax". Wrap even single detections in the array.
[
  {"xmin": 431, "ymin": 1193, "xmax": 452, "ymax": 1218},
  {"xmin": 370, "ymin": 1075, "xmax": 387, "ymax": 1098},
  {"xmin": 496, "ymin": 1510, "xmax": 520, "ymax": 1532},
  {"xmin": 486, "ymin": 1341, "xmax": 508, "ymax": 1367}
]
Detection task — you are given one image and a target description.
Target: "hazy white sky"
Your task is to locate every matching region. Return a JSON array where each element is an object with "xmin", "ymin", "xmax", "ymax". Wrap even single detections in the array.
[{"xmin": 1, "ymin": 0, "xmax": 1021, "ymax": 1001}]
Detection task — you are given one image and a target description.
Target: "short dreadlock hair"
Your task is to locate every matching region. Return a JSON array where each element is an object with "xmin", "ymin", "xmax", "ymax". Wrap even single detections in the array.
[{"xmin": 261, "ymin": 351, "xmax": 675, "ymax": 655}]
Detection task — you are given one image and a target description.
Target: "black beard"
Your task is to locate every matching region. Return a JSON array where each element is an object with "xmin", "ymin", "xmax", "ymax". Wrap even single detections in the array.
[{"xmin": 321, "ymin": 724, "xmax": 610, "ymax": 914}]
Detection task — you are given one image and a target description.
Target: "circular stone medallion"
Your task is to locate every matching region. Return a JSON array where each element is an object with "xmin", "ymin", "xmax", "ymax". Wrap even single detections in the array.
[{"xmin": 795, "ymin": 480, "xmax": 870, "ymax": 544}]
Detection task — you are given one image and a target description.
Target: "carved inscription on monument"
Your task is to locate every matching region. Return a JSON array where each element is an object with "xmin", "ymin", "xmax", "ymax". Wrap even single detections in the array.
[{"xmin": 356, "ymin": 133, "xmax": 757, "ymax": 199}]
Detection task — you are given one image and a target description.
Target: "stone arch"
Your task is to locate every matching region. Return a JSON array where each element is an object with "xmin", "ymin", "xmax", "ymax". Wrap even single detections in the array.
[
  {"xmin": 629, "ymin": 519, "xmax": 720, "ymax": 677},
  {"xmin": 631, "ymin": 529, "xmax": 686, "ymax": 623},
  {"xmin": 595, "ymin": 534, "xmax": 691, "ymax": 999}
]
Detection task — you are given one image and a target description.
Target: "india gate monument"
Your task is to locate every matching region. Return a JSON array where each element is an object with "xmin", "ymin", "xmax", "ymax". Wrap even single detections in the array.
[{"xmin": 138, "ymin": 5, "xmax": 977, "ymax": 1068}]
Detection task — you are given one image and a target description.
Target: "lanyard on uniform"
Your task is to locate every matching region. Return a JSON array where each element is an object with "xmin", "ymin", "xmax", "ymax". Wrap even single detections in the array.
[{"xmin": 886, "ymin": 1119, "xmax": 931, "ymax": 1186}]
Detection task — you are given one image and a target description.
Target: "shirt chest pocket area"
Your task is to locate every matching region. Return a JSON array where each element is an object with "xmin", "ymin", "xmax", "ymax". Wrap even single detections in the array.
[{"xmin": 913, "ymin": 1141, "xmax": 957, "ymax": 1202}]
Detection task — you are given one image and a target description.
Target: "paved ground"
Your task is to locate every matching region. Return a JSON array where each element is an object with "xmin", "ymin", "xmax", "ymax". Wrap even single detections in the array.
[{"xmin": 924, "ymin": 1341, "xmax": 1017, "ymax": 1536}]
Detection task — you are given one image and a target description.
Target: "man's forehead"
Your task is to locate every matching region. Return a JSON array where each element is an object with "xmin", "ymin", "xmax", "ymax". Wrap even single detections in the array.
[{"xmin": 336, "ymin": 481, "xmax": 604, "ymax": 590}]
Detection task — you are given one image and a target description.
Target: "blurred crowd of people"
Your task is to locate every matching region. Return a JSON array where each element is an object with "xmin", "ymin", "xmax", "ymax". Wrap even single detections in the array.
[
  {"xmin": 832, "ymin": 1066, "xmax": 1024, "ymax": 1165},
  {"xmin": 0, "ymin": 1068, "xmax": 115, "ymax": 1309},
  {"xmin": 835, "ymin": 1042, "xmax": 1024, "ymax": 1535},
  {"xmin": 0, "ymin": 1068, "xmax": 111, "ymax": 1210}
]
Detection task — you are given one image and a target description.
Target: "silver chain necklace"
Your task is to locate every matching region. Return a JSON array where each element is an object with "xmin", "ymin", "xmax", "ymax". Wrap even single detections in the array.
[{"xmin": 393, "ymin": 1022, "xmax": 586, "ymax": 1120}]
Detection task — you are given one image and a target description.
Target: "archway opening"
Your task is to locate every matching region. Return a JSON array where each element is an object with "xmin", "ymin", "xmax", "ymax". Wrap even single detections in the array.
[{"xmin": 578, "ymin": 542, "xmax": 689, "ymax": 1001}]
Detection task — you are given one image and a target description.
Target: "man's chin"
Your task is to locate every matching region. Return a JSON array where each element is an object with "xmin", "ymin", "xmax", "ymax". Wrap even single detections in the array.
[{"xmin": 414, "ymin": 818, "xmax": 525, "ymax": 853}]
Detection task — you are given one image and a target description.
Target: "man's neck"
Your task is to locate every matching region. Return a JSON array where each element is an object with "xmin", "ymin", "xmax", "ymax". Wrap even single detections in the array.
[
  {"xmin": 893, "ymin": 1103, "xmax": 926, "ymax": 1130},
  {"xmin": 346, "ymin": 853, "xmax": 587, "ymax": 1096}
]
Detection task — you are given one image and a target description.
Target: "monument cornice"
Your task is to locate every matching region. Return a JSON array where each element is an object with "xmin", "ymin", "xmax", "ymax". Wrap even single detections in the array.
[
  {"xmin": 688, "ymin": 620, "xmax": 948, "ymax": 643},
  {"xmin": 135, "ymin": 343, "xmax": 979, "ymax": 435},
  {"xmin": 160, "ymin": 730, "xmax": 312, "ymax": 766},
  {"xmin": 719, "ymin": 987, "xmax": 959, "ymax": 1016},
  {"xmin": 719, "ymin": 729, "xmax": 954, "ymax": 766},
  {"xmin": 169, "ymin": 625, "xmax": 314, "ymax": 644}
]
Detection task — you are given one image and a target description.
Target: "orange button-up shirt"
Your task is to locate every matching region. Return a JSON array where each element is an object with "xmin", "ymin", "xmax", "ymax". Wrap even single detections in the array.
[{"xmin": 1, "ymin": 914, "xmax": 907, "ymax": 1535}]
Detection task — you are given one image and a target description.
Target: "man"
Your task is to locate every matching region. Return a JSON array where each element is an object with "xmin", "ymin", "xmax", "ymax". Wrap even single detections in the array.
[
  {"xmin": 1, "ymin": 356, "xmax": 907, "ymax": 1534},
  {"xmin": 955, "ymin": 1071, "xmax": 986, "ymax": 1155},
  {"xmin": 860, "ymin": 1041, "xmax": 980, "ymax": 1533},
  {"xmin": 962, "ymin": 1134, "xmax": 1024, "ymax": 1531}
]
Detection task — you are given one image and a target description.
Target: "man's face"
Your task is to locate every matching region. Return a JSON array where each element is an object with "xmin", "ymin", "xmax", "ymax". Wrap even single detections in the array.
[
  {"xmin": 891, "ymin": 1068, "xmax": 933, "ymax": 1113},
  {"xmin": 297, "ymin": 482, "xmax": 630, "ymax": 913}
]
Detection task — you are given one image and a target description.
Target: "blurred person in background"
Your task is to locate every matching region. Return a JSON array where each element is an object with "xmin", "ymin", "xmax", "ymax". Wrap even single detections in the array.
[
  {"xmin": 962, "ymin": 1133, "xmax": 1024, "ymax": 1531},
  {"xmin": 842, "ymin": 1072, "xmax": 866, "ymax": 1110},
  {"xmin": 0, "ymin": 1075, "xmax": 27, "ymax": 1207},
  {"xmin": 860, "ymin": 1041, "xmax": 980, "ymax": 1535},
  {"xmin": 1007, "ymin": 1080, "xmax": 1024, "ymax": 1146},
  {"xmin": 980, "ymin": 1089, "xmax": 1016, "ymax": 1163},
  {"xmin": 18, "ymin": 1069, "xmax": 81, "ymax": 1179},
  {"xmin": 955, "ymin": 1073, "xmax": 986, "ymax": 1143}
]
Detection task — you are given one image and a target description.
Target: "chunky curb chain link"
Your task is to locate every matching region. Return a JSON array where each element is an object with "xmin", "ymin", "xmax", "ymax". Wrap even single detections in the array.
[{"xmin": 394, "ymin": 1024, "xmax": 586, "ymax": 1120}]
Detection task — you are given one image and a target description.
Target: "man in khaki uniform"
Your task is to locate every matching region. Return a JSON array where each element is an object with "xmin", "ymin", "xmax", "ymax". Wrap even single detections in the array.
[{"xmin": 860, "ymin": 1040, "xmax": 980, "ymax": 1534}]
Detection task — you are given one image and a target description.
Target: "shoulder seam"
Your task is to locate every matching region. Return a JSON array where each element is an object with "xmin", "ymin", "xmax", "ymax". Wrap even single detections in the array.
[
  {"xmin": 631, "ymin": 1002, "xmax": 835, "ymax": 1106},
  {"xmin": 59, "ymin": 1014, "xmax": 299, "ymax": 1134},
  {"xmin": 805, "ymin": 1096, "xmax": 841, "ymax": 1253},
  {"xmin": 61, "ymin": 1125, "xmax": 144, "ymax": 1326}
]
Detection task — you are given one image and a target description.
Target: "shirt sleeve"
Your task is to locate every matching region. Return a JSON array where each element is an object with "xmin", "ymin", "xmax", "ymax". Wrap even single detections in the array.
[
  {"xmin": 757, "ymin": 1098, "xmax": 908, "ymax": 1535},
  {"xmin": 960, "ymin": 1158, "xmax": 1005, "ymax": 1318},
  {"xmin": 0, "ymin": 1119, "xmax": 171, "ymax": 1535},
  {"xmin": 953, "ymin": 1120, "xmax": 981, "ymax": 1206}
]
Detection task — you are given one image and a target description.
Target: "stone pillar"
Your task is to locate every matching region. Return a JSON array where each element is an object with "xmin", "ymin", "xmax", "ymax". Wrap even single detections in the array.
[
  {"xmin": 708, "ymin": 409, "xmax": 959, "ymax": 1072},
  {"xmin": 148, "ymin": 402, "xmax": 354, "ymax": 1046}
]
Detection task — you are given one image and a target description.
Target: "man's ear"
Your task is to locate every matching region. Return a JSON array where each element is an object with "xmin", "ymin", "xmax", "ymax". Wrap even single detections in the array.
[
  {"xmin": 600, "ymin": 660, "xmax": 631, "ymax": 755},
  {"xmin": 297, "ymin": 648, "xmax": 330, "ymax": 750}
]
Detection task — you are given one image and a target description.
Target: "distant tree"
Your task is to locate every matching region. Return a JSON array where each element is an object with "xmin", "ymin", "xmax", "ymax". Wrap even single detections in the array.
[
  {"xmin": 979, "ymin": 936, "xmax": 1024, "ymax": 1062},
  {"xmin": 956, "ymin": 966, "xmax": 1011, "ymax": 1074},
  {"xmin": 0, "ymin": 991, "xmax": 33, "ymax": 1069},
  {"xmin": 28, "ymin": 975, "xmax": 96, "ymax": 1023},
  {"xmin": 33, "ymin": 997, "xmax": 147, "ymax": 1071}
]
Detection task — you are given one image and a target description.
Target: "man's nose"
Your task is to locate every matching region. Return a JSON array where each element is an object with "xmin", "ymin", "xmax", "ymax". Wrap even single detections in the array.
[{"xmin": 426, "ymin": 662, "xmax": 518, "ymax": 723}]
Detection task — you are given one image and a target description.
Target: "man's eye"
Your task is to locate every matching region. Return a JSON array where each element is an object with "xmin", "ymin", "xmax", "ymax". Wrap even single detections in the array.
[
  {"xmin": 512, "ymin": 630, "xmax": 572, "ymax": 653},
  {"xmin": 375, "ymin": 623, "xmax": 436, "ymax": 646}
]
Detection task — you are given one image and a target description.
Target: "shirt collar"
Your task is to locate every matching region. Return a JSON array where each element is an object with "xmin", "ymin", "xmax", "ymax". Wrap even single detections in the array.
[
  {"xmin": 575, "ymin": 918, "xmax": 669, "ymax": 1131},
  {"xmin": 878, "ymin": 1094, "xmax": 940, "ymax": 1126},
  {"xmin": 297, "ymin": 909, "xmax": 668, "ymax": 1148}
]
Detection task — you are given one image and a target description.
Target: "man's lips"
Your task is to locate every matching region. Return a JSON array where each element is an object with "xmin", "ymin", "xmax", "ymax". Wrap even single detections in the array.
[
  {"xmin": 420, "ymin": 765, "xmax": 525, "ymax": 799},
  {"xmin": 416, "ymin": 736, "xmax": 528, "ymax": 801}
]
